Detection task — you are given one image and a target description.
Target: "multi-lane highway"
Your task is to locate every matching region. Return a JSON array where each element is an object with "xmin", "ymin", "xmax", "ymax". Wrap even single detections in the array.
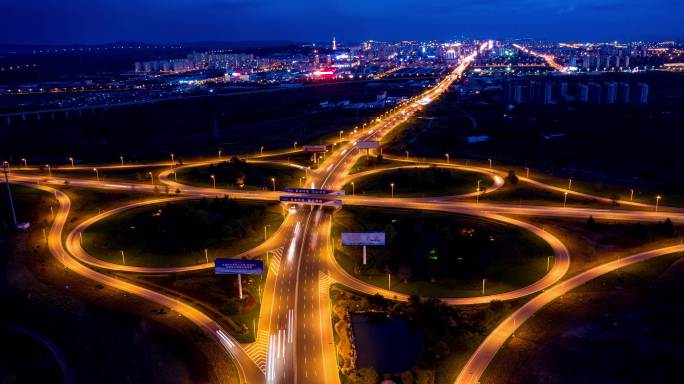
[{"xmin": 6, "ymin": 40, "xmax": 684, "ymax": 384}]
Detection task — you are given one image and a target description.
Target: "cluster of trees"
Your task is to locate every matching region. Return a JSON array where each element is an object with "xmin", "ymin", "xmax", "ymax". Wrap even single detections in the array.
[{"xmin": 188, "ymin": 156, "xmax": 249, "ymax": 187}]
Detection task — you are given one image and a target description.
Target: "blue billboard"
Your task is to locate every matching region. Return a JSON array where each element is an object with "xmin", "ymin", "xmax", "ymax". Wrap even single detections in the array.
[
  {"xmin": 284, "ymin": 187, "xmax": 342, "ymax": 195},
  {"xmin": 214, "ymin": 258, "xmax": 264, "ymax": 275}
]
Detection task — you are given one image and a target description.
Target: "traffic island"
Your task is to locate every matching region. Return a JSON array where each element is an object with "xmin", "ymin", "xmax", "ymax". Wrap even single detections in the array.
[
  {"xmin": 343, "ymin": 165, "xmax": 493, "ymax": 197},
  {"xmin": 82, "ymin": 196, "xmax": 284, "ymax": 268},
  {"xmin": 332, "ymin": 206, "xmax": 553, "ymax": 298},
  {"xmin": 329, "ymin": 284, "xmax": 514, "ymax": 384},
  {"xmin": 173, "ymin": 157, "xmax": 305, "ymax": 190}
]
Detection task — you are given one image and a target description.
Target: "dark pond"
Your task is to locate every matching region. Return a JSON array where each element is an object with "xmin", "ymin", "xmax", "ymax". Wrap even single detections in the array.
[{"xmin": 350, "ymin": 312, "xmax": 424, "ymax": 374}]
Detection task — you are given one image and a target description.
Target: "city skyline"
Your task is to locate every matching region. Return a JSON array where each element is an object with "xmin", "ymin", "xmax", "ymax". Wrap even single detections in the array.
[{"xmin": 2, "ymin": 0, "xmax": 684, "ymax": 45}]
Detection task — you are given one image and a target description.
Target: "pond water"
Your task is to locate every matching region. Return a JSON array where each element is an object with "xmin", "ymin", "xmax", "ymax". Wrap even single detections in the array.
[
  {"xmin": 351, "ymin": 312, "xmax": 424, "ymax": 374},
  {"xmin": 467, "ymin": 135, "xmax": 490, "ymax": 144}
]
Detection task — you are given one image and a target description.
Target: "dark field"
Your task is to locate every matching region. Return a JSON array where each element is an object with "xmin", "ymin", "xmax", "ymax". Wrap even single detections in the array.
[
  {"xmin": 1, "ymin": 80, "xmax": 422, "ymax": 165},
  {"xmin": 383, "ymin": 72, "xmax": 684, "ymax": 204}
]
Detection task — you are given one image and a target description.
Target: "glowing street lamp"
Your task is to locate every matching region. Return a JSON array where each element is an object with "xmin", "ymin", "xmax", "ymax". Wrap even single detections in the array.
[
  {"xmin": 563, "ymin": 191, "xmax": 568, "ymax": 208},
  {"xmin": 656, "ymin": 195, "xmax": 662, "ymax": 211},
  {"xmin": 148, "ymin": 171, "xmax": 154, "ymax": 185},
  {"xmin": 351, "ymin": 181, "xmax": 355, "ymax": 196},
  {"xmin": 68, "ymin": 157, "xmax": 74, "ymax": 167},
  {"xmin": 390, "ymin": 182, "xmax": 395, "ymax": 198},
  {"xmin": 210, "ymin": 174, "xmax": 216, "ymax": 189},
  {"xmin": 405, "ymin": 150, "xmax": 409, "ymax": 160},
  {"xmin": 445, "ymin": 153, "xmax": 450, "ymax": 163},
  {"xmin": 218, "ymin": 150, "xmax": 222, "ymax": 161},
  {"xmin": 271, "ymin": 177, "xmax": 276, "ymax": 191},
  {"xmin": 488, "ymin": 158, "xmax": 492, "ymax": 169},
  {"xmin": 339, "ymin": 130, "xmax": 344, "ymax": 140},
  {"xmin": 630, "ymin": 189, "xmax": 634, "ymax": 201},
  {"xmin": 93, "ymin": 168, "xmax": 99, "ymax": 181},
  {"xmin": 21, "ymin": 158, "xmax": 27, "ymax": 168},
  {"xmin": 119, "ymin": 156, "xmax": 124, "ymax": 166},
  {"xmin": 260, "ymin": 146, "xmax": 264, "ymax": 155},
  {"xmin": 568, "ymin": 178, "xmax": 573, "ymax": 190},
  {"xmin": 293, "ymin": 141, "xmax": 298, "ymax": 150},
  {"xmin": 170, "ymin": 153, "xmax": 175, "ymax": 167},
  {"xmin": 45, "ymin": 164, "xmax": 51, "ymax": 177}
]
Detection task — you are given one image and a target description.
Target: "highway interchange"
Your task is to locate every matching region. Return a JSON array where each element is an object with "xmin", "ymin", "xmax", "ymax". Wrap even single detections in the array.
[{"xmin": 5, "ymin": 42, "xmax": 684, "ymax": 384}]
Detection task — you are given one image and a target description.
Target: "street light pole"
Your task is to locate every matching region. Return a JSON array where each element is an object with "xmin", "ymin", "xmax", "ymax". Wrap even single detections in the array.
[
  {"xmin": 218, "ymin": 150, "xmax": 222, "ymax": 161},
  {"xmin": 445, "ymin": 153, "xmax": 450, "ymax": 164},
  {"xmin": 568, "ymin": 178, "xmax": 573, "ymax": 190},
  {"xmin": 630, "ymin": 189, "xmax": 634, "ymax": 201},
  {"xmin": 120, "ymin": 156, "xmax": 124, "ymax": 166},
  {"xmin": 405, "ymin": 150, "xmax": 409, "ymax": 160},
  {"xmin": 69, "ymin": 157, "xmax": 74, "ymax": 167},
  {"xmin": 93, "ymin": 168, "xmax": 99, "ymax": 181},
  {"xmin": 21, "ymin": 158, "xmax": 27, "ymax": 168},
  {"xmin": 3, "ymin": 163, "xmax": 18, "ymax": 226},
  {"xmin": 351, "ymin": 182, "xmax": 355, "ymax": 196},
  {"xmin": 148, "ymin": 171, "xmax": 154, "ymax": 186},
  {"xmin": 271, "ymin": 177, "xmax": 276, "ymax": 192},
  {"xmin": 488, "ymin": 158, "xmax": 492, "ymax": 169},
  {"xmin": 390, "ymin": 182, "xmax": 395, "ymax": 198},
  {"xmin": 264, "ymin": 225, "xmax": 270, "ymax": 242},
  {"xmin": 525, "ymin": 167, "xmax": 530, "ymax": 178},
  {"xmin": 46, "ymin": 164, "xmax": 51, "ymax": 177},
  {"xmin": 656, "ymin": 195, "xmax": 662, "ymax": 212},
  {"xmin": 563, "ymin": 191, "xmax": 568, "ymax": 208},
  {"xmin": 120, "ymin": 250, "xmax": 126, "ymax": 265},
  {"xmin": 170, "ymin": 153, "xmax": 175, "ymax": 168},
  {"xmin": 260, "ymin": 146, "xmax": 264, "ymax": 155},
  {"xmin": 482, "ymin": 278, "xmax": 486, "ymax": 295},
  {"xmin": 210, "ymin": 175, "xmax": 216, "ymax": 189}
]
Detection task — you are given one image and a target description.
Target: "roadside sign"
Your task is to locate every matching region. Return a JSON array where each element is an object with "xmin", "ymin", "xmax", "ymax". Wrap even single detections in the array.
[
  {"xmin": 341, "ymin": 232, "xmax": 385, "ymax": 246},
  {"xmin": 214, "ymin": 258, "xmax": 264, "ymax": 275},
  {"xmin": 284, "ymin": 188, "xmax": 345, "ymax": 196},
  {"xmin": 280, "ymin": 195, "xmax": 342, "ymax": 205},
  {"xmin": 303, "ymin": 145, "xmax": 327, "ymax": 153},
  {"xmin": 356, "ymin": 141, "xmax": 380, "ymax": 149}
]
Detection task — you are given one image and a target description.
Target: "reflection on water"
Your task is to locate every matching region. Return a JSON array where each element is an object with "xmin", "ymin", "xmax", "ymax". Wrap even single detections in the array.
[{"xmin": 351, "ymin": 312, "xmax": 424, "ymax": 374}]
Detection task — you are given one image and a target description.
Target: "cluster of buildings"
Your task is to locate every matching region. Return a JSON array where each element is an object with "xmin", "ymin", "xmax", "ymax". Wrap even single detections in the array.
[
  {"xmin": 504, "ymin": 80, "xmax": 649, "ymax": 105},
  {"xmin": 131, "ymin": 38, "xmax": 481, "ymax": 82},
  {"xmin": 134, "ymin": 52, "xmax": 256, "ymax": 73}
]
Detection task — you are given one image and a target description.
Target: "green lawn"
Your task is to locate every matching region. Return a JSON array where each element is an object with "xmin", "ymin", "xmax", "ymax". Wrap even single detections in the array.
[
  {"xmin": 344, "ymin": 166, "xmax": 492, "ymax": 197},
  {"xmin": 83, "ymin": 197, "xmax": 284, "ymax": 267},
  {"xmin": 332, "ymin": 206, "xmax": 553, "ymax": 298},
  {"xmin": 174, "ymin": 157, "xmax": 305, "ymax": 190},
  {"xmin": 348, "ymin": 155, "xmax": 404, "ymax": 175}
]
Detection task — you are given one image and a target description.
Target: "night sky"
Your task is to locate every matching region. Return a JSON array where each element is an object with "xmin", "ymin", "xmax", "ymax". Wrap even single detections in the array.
[{"xmin": 2, "ymin": 0, "xmax": 683, "ymax": 44}]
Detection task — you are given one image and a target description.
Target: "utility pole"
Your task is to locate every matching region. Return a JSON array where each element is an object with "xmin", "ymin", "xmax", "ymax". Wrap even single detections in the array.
[{"xmin": 3, "ymin": 163, "xmax": 18, "ymax": 226}]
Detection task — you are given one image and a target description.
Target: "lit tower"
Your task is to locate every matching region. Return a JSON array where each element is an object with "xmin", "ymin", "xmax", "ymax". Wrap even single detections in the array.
[{"xmin": 332, "ymin": 37, "xmax": 337, "ymax": 51}]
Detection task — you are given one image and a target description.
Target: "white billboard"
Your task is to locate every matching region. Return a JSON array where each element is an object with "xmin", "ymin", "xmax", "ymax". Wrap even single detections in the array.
[
  {"xmin": 356, "ymin": 141, "xmax": 380, "ymax": 149},
  {"xmin": 341, "ymin": 232, "xmax": 385, "ymax": 246}
]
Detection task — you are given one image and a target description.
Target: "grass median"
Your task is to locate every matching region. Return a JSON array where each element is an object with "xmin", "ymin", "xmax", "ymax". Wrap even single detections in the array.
[
  {"xmin": 83, "ymin": 196, "xmax": 284, "ymax": 268},
  {"xmin": 332, "ymin": 206, "xmax": 553, "ymax": 298}
]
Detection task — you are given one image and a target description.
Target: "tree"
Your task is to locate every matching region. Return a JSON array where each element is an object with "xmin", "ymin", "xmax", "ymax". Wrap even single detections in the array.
[
  {"xmin": 505, "ymin": 170, "xmax": 519, "ymax": 185},
  {"xmin": 586, "ymin": 216, "xmax": 596, "ymax": 228},
  {"xmin": 347, "ymin": 368, "xmax": 380, "ymax": 384}
]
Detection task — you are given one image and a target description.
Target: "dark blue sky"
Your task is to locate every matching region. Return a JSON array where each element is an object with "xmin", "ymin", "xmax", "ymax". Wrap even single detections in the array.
[{"xmin": 2, "ymin": 0, "xmax": 683, "ymax": 44}]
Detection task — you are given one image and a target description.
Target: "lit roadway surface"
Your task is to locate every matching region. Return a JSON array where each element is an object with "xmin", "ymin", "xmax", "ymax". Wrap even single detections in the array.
[
  {"xmin": 512, "ymin": 43, "xmax": 566, "ymax": 72},
  {"xmin": 6, "ymin": 41, "xmax": 684, "ymax": 384},
  {"xmin": 455, "ymin": 243, "xmax": 684, "ymax": 384}
]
